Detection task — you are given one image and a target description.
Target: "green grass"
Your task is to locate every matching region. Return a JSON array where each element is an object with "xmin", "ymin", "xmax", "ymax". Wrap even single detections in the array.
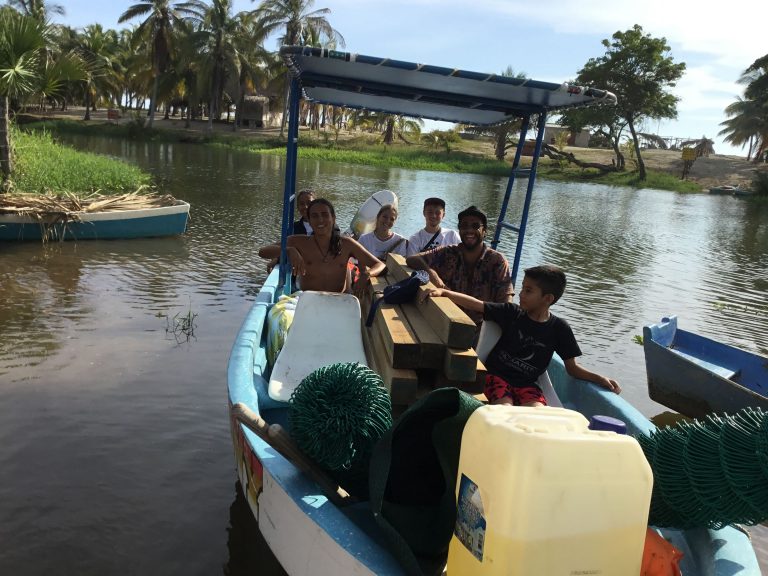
[
  {"xmin": 23, "ymin": 118, "xmax": 708, "ymax": 193},
  {"xmin": 537, "ymin": 164, "xmax": 703, "ymax": 193},
  {"xmin": 11, "ymin": 127, "xmax": 151, "ymax": 194},
  {"xmin": 239, "ymin": 144, "xmax": 512, "ymax": 176}
]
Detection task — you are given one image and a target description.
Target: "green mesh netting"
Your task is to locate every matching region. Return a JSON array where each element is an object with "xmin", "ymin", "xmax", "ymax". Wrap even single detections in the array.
[
  {"xmin": 289, "ymin": 362, "xmax": 392, "ymax": 497},
  {"xmin": 639, "ymin": 407, "xmax": 768, "ymax": 529}
]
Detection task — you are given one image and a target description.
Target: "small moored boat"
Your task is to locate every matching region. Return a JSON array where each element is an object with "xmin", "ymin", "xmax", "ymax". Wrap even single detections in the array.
[
  {"xmin": 643, "ymin": 315, "xmax": 768, "ymax": 418},
  {"xmin": 0, "ymin": 195, "xmax": 190, "ymax": 241},
  {"xmin": 227, "ymin": 46, "xmax": 761, "ymax": 575},
  {"xmin": 709, "ymin": 184, "xmax": 743, "ymax": 195}
]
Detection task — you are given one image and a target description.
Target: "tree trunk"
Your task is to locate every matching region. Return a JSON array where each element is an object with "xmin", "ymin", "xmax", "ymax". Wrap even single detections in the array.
[
  {"xmin": 83, "ymin": 87, "xmax": 91, "ymax": 121},
  {"xmin": 383, "ymin": 117, "xmax": 395, "ymax": 145},
  {"xmin": 0, "ymin": 96, "xmax": 12, "ymax": 187},
  {"xmin": 610, "ymin": 139, "xmax": 625, "ymax": 170},
  {"xmin": 148, "ymin": 75, "xmax": 159, "ymax": 128},
  {"xmin": 540, "ymin": 144, "xmax": 619, "ymax": 172},
  {"xmin": 494, "ymin": 127, "xmax": 510, "ymax": 161},
  {"xmin": 626, "ymin": 118, "xmax": 646, "ymax": 180}
]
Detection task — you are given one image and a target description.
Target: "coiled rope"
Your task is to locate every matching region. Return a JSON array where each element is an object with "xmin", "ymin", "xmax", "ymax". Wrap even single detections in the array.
[{"xmin": 289, "ymin": 362, "xmax": 392, "ymax": 480}]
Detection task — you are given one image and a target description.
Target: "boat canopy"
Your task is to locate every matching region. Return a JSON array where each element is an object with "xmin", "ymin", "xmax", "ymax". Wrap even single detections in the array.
[
  {"xmin": 276, "ymin": 45, "xmax": 617, "ymax": 291},
  {"xmin": 280, "ymin": 46, "xmax": 616, "ymax": 126}
]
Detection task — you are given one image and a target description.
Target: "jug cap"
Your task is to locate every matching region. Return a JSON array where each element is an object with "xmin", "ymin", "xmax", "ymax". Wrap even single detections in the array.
[{"xmin": 588, "ymin": 415, "xmax": 627, "ymax": 434}]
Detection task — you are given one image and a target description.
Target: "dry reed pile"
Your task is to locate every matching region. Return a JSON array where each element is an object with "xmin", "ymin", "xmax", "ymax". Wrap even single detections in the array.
[{"xmin": 0, "ymin": 189, "xmax": 179, "ymax": 219}]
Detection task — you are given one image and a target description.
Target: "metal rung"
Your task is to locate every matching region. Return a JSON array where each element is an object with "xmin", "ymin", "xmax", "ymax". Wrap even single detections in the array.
[
  {"xmin": 499, "ymin": 221, "xmax": 520, "ymax": 232},
  {"xmin": 512, "ymin": 168, "xmax": 531, "ymax": 178}
]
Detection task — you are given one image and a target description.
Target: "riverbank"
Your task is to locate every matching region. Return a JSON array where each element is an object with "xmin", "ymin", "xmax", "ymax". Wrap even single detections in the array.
[
  {"xmin": 17, "ymin": 107, "xmax": 766, "ymax": 193},
  {"xmin": 8, "ymin": 127, "xmax": 151, "ymax": 194}
]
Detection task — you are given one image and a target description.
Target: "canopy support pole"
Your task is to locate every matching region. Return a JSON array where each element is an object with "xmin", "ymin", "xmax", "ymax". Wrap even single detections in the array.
[{"xmin": 278, "ymin": 77, "xmax": 302, "ymax": 294}]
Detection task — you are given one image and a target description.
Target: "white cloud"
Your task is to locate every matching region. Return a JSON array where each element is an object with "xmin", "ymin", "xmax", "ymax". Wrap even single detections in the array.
[
  {"xmin": 450, "ymin": 0, "xmax": 763, "ymax": 71},
  {"xmin": 673, "ymin": 65, "xmax": 742, "ymax": 112}
]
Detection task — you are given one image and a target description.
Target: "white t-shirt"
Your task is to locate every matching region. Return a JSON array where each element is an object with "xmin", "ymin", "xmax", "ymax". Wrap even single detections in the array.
[
  {"xmin": 406, "ymin": 227, "xmax": 461, "ymax": 256},
  {"xmin": 358, "ymin": 232, "xmax": 408, "ymax": 261}
]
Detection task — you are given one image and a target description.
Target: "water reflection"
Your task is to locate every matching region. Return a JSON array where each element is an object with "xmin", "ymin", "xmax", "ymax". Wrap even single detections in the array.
[{"xmin": 225, "ymin": 482, "xmax": 286, "ymax": 576}]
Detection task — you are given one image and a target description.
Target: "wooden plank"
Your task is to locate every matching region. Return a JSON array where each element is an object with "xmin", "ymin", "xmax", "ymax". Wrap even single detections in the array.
[
  {"xmin": 370, "ymin": 271, "xmax": 443, "ymax": 369},
  {"xmin": 443, "ymin": 347, "xmax": 479, "ymax": 382},
  {"xmin": 370, "ymin": 274, "xmax": 389, "ymax": 291},
  {"xmin": 399, "ymin": 302, "xmax": 444, "ymax": 369},
  {"xmin": 433, "ymin": 359, "xmax": 487, "ymax": 394},
  {"xmin": 369, "ymin": 274, "xmax": 423, "ymax": 368},
  {"xmin": 373, "ymin": 301, "xmax": 421, "ymax": 368},
  {"xmin": 386, "ymin": 253, "xmax": 476, "ymax": 349},
  {"xmin": 361, "ymin": 308, "xmax": 418, "ymax": 405},
  {"xmin": 360, "ymin": 290, "xmax": 418, "ymax": 405}
]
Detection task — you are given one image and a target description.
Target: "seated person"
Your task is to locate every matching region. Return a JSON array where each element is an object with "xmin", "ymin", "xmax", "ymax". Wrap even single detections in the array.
[
  {"xmin": 293, "ymin": 188, "xmax": 315, "ymax": 235},
  {"xmin": 259, "ymin": 198, "xmax": 385, "ymax": 293},
  {"xmin": 357, "ymin": 204, "xmax": 408, "ymax": 261},
  {"xmin": 267, "ymin": 188, "xmax": 316, "ymax": 272},
  {"xmin": 406, "ymin": 197, "xmax": 461, "ymax": 256},
  {"xmin": 406, "ymin": 205, "xmax": 513, "ymax": 325},
  {"xmin": 423, "ymin": 264, "xmax": 620, "ymax": 406}
]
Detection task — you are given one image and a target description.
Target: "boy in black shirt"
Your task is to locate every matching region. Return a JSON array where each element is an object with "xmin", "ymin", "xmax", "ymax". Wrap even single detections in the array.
[{"xmin": 423, "ymin": 264, "xmax": 620, "ymax": 406}]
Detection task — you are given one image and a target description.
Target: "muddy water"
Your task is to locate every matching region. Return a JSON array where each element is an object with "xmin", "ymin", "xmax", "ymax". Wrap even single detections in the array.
[{"xmin": 1, "ymin": 135, "xmax": 766, "ymax": 574}]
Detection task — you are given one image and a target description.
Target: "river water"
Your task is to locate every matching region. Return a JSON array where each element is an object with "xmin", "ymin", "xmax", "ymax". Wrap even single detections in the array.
[{"xmin": 1, "ymin": 135, "xmax": 767, "ymax": 575}]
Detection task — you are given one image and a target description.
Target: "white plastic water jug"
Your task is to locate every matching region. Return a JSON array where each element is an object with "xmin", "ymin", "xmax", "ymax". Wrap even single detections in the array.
[{"xmin": 447, "ymin": 405, "xmax": 653, "ymax": 575}]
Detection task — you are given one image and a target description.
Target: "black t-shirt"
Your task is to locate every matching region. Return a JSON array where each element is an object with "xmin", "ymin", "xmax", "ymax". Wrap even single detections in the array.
[{"xmin": 483, "ymin": 302, "xmax": 582, "ymax": 387}]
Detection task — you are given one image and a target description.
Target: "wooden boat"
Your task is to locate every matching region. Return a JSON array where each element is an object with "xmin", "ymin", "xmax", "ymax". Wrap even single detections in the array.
[
  {"xmin": 709, "ymin": 184, "xmax": 743, "ymax": 195},
  {"xmin": 0, "ymin": 200, "xmax": 190, "ymax": 241},
  {"xmin": 643, "ymin": 315, "xmax": 768, "ymax": 418},
  {"xmin": 227, "ymin": 46, "xmax": 761, "ymax": 575}
]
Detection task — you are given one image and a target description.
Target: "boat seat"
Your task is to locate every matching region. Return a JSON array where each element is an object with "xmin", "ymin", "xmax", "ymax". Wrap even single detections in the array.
[
  {"xmin": 268, "ymin": 291, "xmax": 368, "ymax": 402},
  {"xmin": 475, "ymin": 320, "xmax": 562, "ymax": 407},
  {"xmin": 673, "ymin": 349, "xmax": 738, "ymax": 380}
]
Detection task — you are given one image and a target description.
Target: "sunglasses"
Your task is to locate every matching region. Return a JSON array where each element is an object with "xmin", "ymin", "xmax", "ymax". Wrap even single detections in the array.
[{"xmin": 458, "ymin": 222, "xmax": 484, "ymax": 231}]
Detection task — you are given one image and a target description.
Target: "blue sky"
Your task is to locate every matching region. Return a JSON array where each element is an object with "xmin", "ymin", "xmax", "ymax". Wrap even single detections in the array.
[{"xmin": 58, "ymin": 0, "xmax": 763, "ymax": 156}]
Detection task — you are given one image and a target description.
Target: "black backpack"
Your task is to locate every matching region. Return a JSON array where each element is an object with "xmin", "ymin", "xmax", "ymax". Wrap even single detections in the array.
[{"xmin": 364, "ymin": 270, "xmax": 429, "ymax": 327}]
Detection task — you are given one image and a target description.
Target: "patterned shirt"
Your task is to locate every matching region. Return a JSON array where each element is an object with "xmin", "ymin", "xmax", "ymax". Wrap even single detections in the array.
[{"xmin": 423, "ymin": 243, "xmax": 513, "ymax": 324}]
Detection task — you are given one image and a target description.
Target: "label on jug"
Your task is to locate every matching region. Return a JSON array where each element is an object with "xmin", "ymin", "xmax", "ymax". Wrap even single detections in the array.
[{"xmin": 455, "ymin": 474, "xmax": 486, "ymax": 561}]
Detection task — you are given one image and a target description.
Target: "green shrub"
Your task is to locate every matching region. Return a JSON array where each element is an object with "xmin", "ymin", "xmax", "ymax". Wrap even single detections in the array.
[
  {"xmin": 752, "ymin": 171, "xmax": 768, "ymax": 196},
  {"xmin": 11, "ymin": 126, "xmax": 151, "ymax": 194}
]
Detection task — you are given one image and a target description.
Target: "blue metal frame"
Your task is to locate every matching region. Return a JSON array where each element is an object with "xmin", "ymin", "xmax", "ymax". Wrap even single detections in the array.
[
  {"xmin": 490, "ymin": 112, "xmax": 547, "ymax": 285},
  {"xmin": 278, "ymin": 77, "xmax": 302, "ymax": 295}
]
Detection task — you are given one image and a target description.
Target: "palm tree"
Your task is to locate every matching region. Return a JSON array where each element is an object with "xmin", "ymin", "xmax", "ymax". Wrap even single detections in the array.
[
  {"xmin": 115, "ymin": 27, "xmax": 150, "ymax": 112},
  {"xmin": 229, "ymin": 14, "xmax": 274, "ymax": 132},
  {"xmin": 7, "ymin": 0, "xmax": 64, "ymax": 22},
  {"xmin": 118, "ymin": 0, "xmax": 206, "ymax": 128},
  {"xmin": 719, "ymin": 55, "xmax": 768, "ymax": 163},
  {"xmin": 75, "ymin": 24, "xmax": 121, "ymax": 120},
  {"xmin": 252, "ymin": 0, "xmax": 344, "ymax": 137},
  {"xmin": 462, "ymin": 66, "xmax": 526, "ymax": 160},
  {"xmin": 719, "ymin": 97, "xmax": 767, "ymax": 161},
  {"xmin": 0, "ymin": 8, "xmax": 82, "ymax": 185},
  {"xmin": 197, "ymin": 0, "xmax": 260, "ymax": 133}
]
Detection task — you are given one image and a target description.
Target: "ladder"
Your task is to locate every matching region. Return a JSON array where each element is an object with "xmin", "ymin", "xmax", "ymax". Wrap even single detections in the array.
[{"xmin": 489, "ymin": 113, "xmax": 548, "ymax": 286}]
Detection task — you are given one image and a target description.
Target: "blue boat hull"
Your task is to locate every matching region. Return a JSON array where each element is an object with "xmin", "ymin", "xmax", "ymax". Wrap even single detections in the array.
[
  {"xmin": 226, "ymin": 281, "xmax": 760, "ymax": 575},
  {"xmin": 643, "ymin": 316, "xmax": 768, "ymax": 418},
  {"xmin": 0, "ymin": 201, "xmax": 190, "ymax": 241}
]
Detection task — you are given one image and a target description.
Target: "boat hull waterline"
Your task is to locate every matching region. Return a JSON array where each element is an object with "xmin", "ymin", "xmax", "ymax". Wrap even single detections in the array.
[{"xmin": 0, "ymin": 201, "xmax": 190, "ymax": 241}]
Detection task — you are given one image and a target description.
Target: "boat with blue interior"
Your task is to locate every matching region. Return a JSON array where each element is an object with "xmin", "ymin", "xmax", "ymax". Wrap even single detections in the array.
[
  {"xmin": 227, "ymin": 46, "xmax": 761, "ymax": 575},
  {"xmin": 644, "ymin": 315, "xmax": 768, "ymax": 419}
]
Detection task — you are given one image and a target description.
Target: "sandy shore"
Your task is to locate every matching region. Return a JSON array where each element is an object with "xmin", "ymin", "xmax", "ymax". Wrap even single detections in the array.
[{"xmin": 31, "ymin": 107, "xmax": 767, "ymax": 190}]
